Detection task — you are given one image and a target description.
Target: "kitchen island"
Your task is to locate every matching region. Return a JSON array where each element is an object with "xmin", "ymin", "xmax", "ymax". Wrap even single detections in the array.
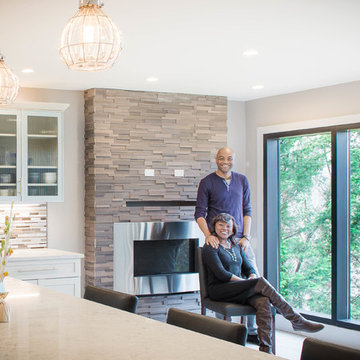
[{"xmin": 0, "ymin": 277, "xmax": 285, "ymax": 360}]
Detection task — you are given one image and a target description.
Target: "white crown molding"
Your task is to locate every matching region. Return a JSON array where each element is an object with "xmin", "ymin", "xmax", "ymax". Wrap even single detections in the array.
[{"xmin": 0, "ymin": 101, "xmax": 70, "ymax": 111}]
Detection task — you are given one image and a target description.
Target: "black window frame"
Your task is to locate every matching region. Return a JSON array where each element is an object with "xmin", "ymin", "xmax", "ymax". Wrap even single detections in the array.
[{"xmin": 264, "ymin": 123, "xmax": 360, "ymax": 331}]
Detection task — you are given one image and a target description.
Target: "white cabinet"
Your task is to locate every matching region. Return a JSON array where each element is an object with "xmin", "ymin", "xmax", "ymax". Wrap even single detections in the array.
[
  {"xmin": 0, "ymin": 109, "xmax": 18, "ymax": 199},
  {"xmin": 6, "ymin": 249, "xmax": 83, "ymax": 297},
  {"xmin": 0, "ymin": 108, "xmax": 64, "ymax": 202},
  {"xmin": 38, "ymin": 278, "xmax": 80, "ymax": 296}
]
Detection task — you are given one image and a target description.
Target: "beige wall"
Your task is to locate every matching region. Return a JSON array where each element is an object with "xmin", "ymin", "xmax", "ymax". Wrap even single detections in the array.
[
  {"xmin": 17, "ymin": 87, "xmax": 85, "ymax": 253},
  {"xmin": 227, "ymin": 100, "xmax": 246, "ymax": 174}
]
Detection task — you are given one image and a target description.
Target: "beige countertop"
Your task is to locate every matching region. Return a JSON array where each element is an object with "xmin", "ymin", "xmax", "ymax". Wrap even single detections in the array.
[
  {"xmin": 7, "ymin": 248, "xmax": 84, "ymax": 262},
  {"xmin": 0, "ymin": 277, "xmax": 285, "ymax": 360}
]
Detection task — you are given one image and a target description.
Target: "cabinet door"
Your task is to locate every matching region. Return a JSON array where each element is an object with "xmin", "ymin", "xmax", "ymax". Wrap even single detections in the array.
[
  {"xmin": 38, "ymin": 277, "xmax": 81, "ymax": 297},
  {"xmin": 23, "ymin": 111, "xmax": 63, "ymax": 202},
  {"xmin": 0, "ymin": 110, "xmax": 21, "ymax": 200}
]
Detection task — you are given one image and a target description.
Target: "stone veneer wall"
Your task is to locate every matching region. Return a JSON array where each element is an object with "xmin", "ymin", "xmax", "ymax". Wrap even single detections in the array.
[
  {"xmin": 84, "ymin": 88, "xmax": 227, "ymax": 320},
  {"xmin": 137, "ymin": 292, "xmax": 202, "ymax": 322},
  {"xmin": 84, "ymin": 88, "xmax": 227, "ymax": 287},
  {"xmin": 0, "ymin": 203, "xmax": 47, "ymax": 248}
]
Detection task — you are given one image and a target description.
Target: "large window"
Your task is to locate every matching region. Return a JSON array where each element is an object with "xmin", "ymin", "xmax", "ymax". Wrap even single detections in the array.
[{"xmin": 264, "ymin": 124, "xmax": 360, "ymax": 330}]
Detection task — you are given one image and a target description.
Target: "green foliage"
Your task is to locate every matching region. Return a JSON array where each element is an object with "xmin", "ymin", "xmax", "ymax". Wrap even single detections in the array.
[
  {"xmin": 279, "ymin": 133, "xmax": 332, "ymax": 315},
  {"xmin": 279, "ymin": 130, "xmax": 360, "ymax": 320}
]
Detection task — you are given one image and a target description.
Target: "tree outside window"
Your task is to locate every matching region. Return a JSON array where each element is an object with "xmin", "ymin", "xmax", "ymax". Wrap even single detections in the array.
[
  {"xmin": 350, "ymin": 129, "xmax": 360, "ymax": 320},
  {"xmin": 265, "ymin": 125, "xmax": 360, "ymax": 328},
  {"xmin": 279, "ymin": 133, "xmax": 331, "ymax": 315}
]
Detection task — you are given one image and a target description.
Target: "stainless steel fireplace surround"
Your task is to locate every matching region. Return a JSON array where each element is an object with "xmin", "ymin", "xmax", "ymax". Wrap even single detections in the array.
[{"xmin": 113, "ymin": 221, "xmax": 204, "ymax": 295}]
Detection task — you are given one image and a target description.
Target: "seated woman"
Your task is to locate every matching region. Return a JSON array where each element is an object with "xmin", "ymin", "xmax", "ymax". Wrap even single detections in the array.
[{"xmin": 202, "ymin": 213, "xmax": 324, "ymax": 354}]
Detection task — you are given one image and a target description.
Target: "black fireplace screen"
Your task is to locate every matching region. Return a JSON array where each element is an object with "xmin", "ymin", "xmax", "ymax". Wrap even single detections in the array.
[{"xmin": 133, "ymin": 238, "xmax": 198, "ymax": 276}]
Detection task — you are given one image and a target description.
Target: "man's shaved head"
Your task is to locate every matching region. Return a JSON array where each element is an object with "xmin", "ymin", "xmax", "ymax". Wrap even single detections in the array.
[
  {"xmin": 216, "ymin": 146, "xmax": 235, "ymax": 159},
  {"xmin": 215, "ymin": 147, "xmax": 235, "ymax": 178}
]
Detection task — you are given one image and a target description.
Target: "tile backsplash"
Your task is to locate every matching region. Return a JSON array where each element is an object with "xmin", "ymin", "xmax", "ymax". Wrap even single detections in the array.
[{"xmin": 0, "ymin": 203, "xmax": 47, "ymax": 248}]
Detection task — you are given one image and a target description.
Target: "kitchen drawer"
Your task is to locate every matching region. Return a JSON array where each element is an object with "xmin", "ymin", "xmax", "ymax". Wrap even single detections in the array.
[
  {"xmin": 38, "ymin": 277, "xmax": 81, "ymax": 297},
  {"xmin": 6, "ymin": 258, "xmax": 81, "ymax": 280},
  {"xmin": 23, "ymin": 279, "xmax": 38, "ymax": 285}
]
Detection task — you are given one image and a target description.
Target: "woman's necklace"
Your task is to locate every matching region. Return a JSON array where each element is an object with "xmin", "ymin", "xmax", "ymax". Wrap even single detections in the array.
[{"xmin": 220, "ymin": 241, "xmax": 237, "ymax": 262}]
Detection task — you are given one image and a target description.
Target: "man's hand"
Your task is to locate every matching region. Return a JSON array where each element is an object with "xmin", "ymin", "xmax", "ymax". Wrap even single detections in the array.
[
  {"xmin": 239, "ymin": 237, "xmax": 250, "ymax": 251},
  {"xmin": 248, "ymin": 273, "xmax": 257, "ymax": 279},
  {"xmin": 205, "ymin": 235, "xmax": 219, "ymax": 248}
]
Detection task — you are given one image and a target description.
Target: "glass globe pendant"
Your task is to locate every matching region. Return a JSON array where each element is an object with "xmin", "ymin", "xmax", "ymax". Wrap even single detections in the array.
[
  {"xmin": 0, "ymin": 54, "xmax": 19, "ymax": 105},
  {"xmin": 59, "ymin": 0, "xmax": 122, "ymax": 71}
]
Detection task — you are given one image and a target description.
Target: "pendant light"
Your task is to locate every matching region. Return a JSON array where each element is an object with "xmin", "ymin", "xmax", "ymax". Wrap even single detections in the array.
[
  {"xmin": 59, "ymin": 0, "xmax": 122, "ymax": 71},
  {"xmin": 0, "ymin": 54, "xmax": 19, "ymax": 105}
]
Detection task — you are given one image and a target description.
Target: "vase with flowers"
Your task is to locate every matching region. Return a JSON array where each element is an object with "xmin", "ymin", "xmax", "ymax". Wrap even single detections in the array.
[{"xmin": 0, "ymin": 201, "xmax": 15, "ymax": 322}]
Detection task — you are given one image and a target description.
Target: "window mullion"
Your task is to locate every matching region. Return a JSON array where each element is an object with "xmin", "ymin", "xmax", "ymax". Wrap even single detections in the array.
[
  {"xmin": 264, "ymin": 137, "xmax": 280, "ymax": 288},
  {"xmin": 333, "ymin": 130, "xmax": 350, "ymax": 320}
]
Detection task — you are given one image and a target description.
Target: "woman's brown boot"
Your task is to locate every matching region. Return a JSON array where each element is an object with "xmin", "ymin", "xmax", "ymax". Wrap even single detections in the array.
[
  {"xmin": 248, "ymin": 295, "xmax": 274, "ymax": 355},
  {"xmin": 254, "ymin": 277, "xmax": 324, "ymax": 333}
]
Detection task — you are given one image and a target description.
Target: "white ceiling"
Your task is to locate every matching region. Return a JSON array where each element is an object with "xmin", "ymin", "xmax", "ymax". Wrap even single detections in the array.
[{"xmin": 1, "ymin": 0, "xmax": 360, "ymax": 101}]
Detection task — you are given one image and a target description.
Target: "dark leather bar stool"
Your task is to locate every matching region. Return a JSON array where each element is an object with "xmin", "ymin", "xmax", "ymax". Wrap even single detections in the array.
[
  {"xmin": 167, "ymin": 307, "xmax": 248, "ymax": 346},
  {"xmin": 84, "ymin": 285, "xmax": 138, "ymax": 313},
  {"xmin": 197, "ymin": 247, "xmax": 276, "ymax": 354}
]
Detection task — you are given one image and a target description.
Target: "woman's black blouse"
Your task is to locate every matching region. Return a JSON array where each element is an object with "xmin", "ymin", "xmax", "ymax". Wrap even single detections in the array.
[{"xmin": 202, "ymin": 243, "xmax": 257, "ymax": 287}]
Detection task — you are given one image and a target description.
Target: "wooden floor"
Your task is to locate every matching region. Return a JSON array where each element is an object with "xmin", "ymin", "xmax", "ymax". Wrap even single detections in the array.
[{"xmin": 246, "ymin": 330, "xmax": 306, "ymax": 360}]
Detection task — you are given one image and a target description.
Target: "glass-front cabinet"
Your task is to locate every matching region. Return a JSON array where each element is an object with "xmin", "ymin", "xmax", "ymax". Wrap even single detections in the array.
[
  {"xmin": 0, "ymin": 109, "xmax": 63, "ymax": 202},
  {"xmin": 0, "ymin": 111, "xmax": 19, "ymax": 199},
  {"xmin": 26, "ymin": 112, "xmax": 60, "ymax": 198}
]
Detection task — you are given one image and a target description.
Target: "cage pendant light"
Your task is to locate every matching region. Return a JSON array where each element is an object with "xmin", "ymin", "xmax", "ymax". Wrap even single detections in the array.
[
  {"xmin": 59, "ymin": 0, "xmax": 122, "ymax": 71},
  {"xmin": 0, "ymin": 55, "xmax": 19, "ymax": 105}
]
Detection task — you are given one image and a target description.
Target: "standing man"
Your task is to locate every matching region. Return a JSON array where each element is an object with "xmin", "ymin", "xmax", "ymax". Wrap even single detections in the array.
[{"xmin": 194, "ymin": 146, "xmax": 259, "ymax": 344}]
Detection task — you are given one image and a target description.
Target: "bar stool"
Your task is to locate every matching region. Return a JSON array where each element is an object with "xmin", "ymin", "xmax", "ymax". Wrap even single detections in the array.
[
  {"xmin": 84, "ymin": 285, "xmax": 138, "ymax": 313},
  {"xmin": 167, "ymin": 307, "xmax": 248, "ymax": 346}
]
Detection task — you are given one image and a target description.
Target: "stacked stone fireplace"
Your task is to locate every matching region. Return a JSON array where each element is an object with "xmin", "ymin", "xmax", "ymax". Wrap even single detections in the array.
[{"xmin": 84, "ymin": 88, "xmax": 227, "ymax": 320}]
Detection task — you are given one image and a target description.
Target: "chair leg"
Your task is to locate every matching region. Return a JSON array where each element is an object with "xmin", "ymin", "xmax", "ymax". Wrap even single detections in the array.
[
  {"xmin": 240, "ymin": 316, "xmax": 246, "ymax": 324},
  {"xmin": 223, "ymin": 315, "xmax": 231, "ymax": 321},
  {"xmin": 201, "ymin": 306, "xmax": 206, "ymax": 316},
  {"xmin": 271, "ymin": 313, "xmax": 276, "ymax": 355}
]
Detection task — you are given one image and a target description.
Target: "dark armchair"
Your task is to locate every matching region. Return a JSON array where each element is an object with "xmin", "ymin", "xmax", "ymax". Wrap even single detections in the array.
[{"xmin": 197, "ymin": 247, "xmax": 276, "ymax": 354}]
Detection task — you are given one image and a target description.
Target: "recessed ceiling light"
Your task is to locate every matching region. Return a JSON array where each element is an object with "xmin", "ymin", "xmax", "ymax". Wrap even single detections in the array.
[
  {"xmin": 243, "ymin": 49, "xmax": 259, "ymax": 57},
  {"xmin": 146, "ymin": 77, "xmax": 158, "ymax": 82},
  {"xmin": 252, "ymin": 85, "xmax": 264, "ymax": 90},
  {"xmin": 21, "ymin": 68, "xmax": 34, "ymax": 73}
]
